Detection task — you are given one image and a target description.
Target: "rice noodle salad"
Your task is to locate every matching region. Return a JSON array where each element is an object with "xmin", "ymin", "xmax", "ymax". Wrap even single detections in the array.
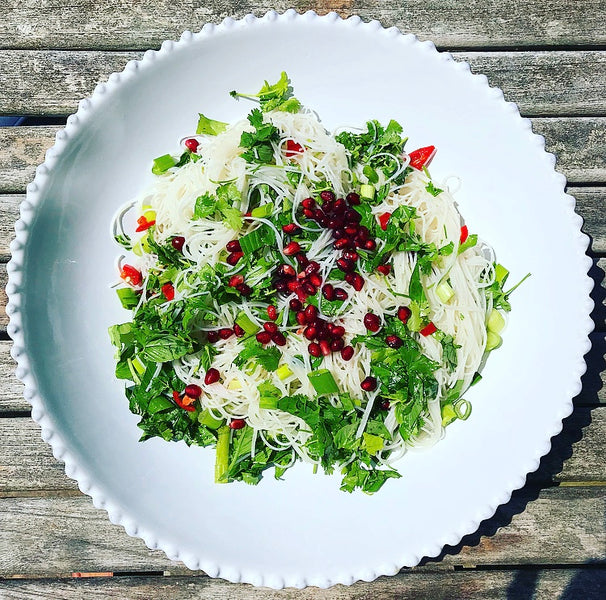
[{"xmin": 110, "ymin": 73, "xmax": 525, "ymax": 493}]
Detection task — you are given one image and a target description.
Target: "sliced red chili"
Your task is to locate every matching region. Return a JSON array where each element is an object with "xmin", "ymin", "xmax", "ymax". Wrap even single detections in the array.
[
  {"xmin": 378, "ymin": 212, "xmax": 391, "ymax": 231},
  {"xmin": 420, "ymin": 322, "xmax": 437, "ymax": 336},
  {"xmin": 135, "ymin": 215, "xmax": 156, "ymax": 232},
  {"xmin": 285, "ymin": 139, "xmax": 304, "ymax": 157},
  {"xmin": 172, "ymin": 390, "xmax": 196, "ymax": 412},
  {"xmin": 408, "ymin": 146, "xmax": 436, "ymax": 170},
  {"xmin": 161, "ymin": 283, "xmax": 175, "ymax": 301},
  {"xmin": 120, "ymin": 264, "xmax": 142, "ymax": 286},
  {"xmin": 460, "ymin": 225, "xmax": 469, "ymax": 244}
]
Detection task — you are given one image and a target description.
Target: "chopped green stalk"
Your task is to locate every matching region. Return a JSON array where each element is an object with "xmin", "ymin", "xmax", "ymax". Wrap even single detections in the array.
[
  {"xmin": 441, "ymin": 403, "xmax": 457, "ymax": 426},
  {"xmin": 240, "ymin": 225, "xmax": 273, "ymax": 255},
  {"xmin": 199, "ymin": 410, "xmax": 224, "ymax": 430},
  {"xmin": 453, "ymin": 399, "xmax": 472, "ymax": 420},
  {"xmin": 436, "ymin": 281, "xmax": 454, "ymax": 303},
  {"xmin": 151, "ymin": 154, "xmax": 175, "ymax": 175},
  {"xmin": 132, "ymin": 232, "xmax": 151, "ymax": 256},
  {"xmin": 235, "ymin": 312, "xmax": 260, "ymax": 335},
  {"xmin": 307, "ymin": 369, "xmax": 339, "ymax": 395},
  {"xmin": 251, "ymin": 203, "xmax": 274, "ymax": 218},
  {"xmin": 116, "ymin": 287, "xmax": 139, "ymax": 309},
  {"xmin": 495, "ymin": 263, "xmax": 509, "ymax": 283},
  {"xmin": 276, "ymin": 364, "xmax": 293, "ymax": 380},
  {"xmin": 360, "ymin": 184, "xmax": 375, "ymax": 200},
  {"xmin": 196, "ymin": 113, "xmax": 228, "ymax": 136},
  {"xmin": 214, "ymin": 426, "xmax": 230, "ymax": 483},
  {"xmin": 486, "ymin": 330, "xmax": 502, "ymax": 351},
  {"xmin": 407, "ymin": 301, "xmax": 422, "ymax": 332},
  {"xmin": 130, "ymin": 356, "xmax": 146, "ymax": 376},
  {"xmin": 487, "ymin": 309, "xmax": 505, "ymax": 334}
]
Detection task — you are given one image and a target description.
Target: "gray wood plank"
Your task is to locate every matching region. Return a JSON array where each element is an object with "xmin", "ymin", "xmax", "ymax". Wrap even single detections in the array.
[
  {"xmin": 0, "ymin": 342, "xmax": 26, "ymax": 413},
  {"xmin": 0, "ymin": 50, "xmax": 605, "ymax": 116},
  {"xmin": 0, "ymin": 407, "xmax": 603, "ymax": 494},
  {"xmin": 1, "ymin": 1, "xmax": 605, "ymax": 50},
  {"xmin": 0, "ymin": 487, "xmax": 603, "ymax": 577},
  {"xmin": 0, "ymin": 568, "xmax": 604, "ymax": 599},
  {"xmin": 1, "ymin": 119, "xmax": 604, "ymax": 196}
]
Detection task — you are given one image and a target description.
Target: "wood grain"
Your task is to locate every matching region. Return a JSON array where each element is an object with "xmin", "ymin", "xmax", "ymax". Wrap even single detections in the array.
[
  {"xmin": 0, "ymin": 568, "xmax": 604, "ymax": 599},
  {"xmin": 2, "ymin": 1, "xmax": 606, "ymax": 50},
  {"xmin": 0, "ymin": 487, "xmax": 603, "ymax": 577},
  {"xmin": 0, "ymin": 408, "xmax": 603, "ymax": 494},
  {"xmin": 1, "ymin": 119, "xmax": 604, "ymax": 195},
  {"xmin": 1, "ymin": 50, "xmax": 605, "ymax": 117}
]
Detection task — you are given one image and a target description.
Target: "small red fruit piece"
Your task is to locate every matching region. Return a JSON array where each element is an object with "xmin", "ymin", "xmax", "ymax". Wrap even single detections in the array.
[
  {"xmin": 340, "ymin": 346, "xmax": 354, "ymax": 361},
  {"xmin": 226, "ymin": 239, "xmax": 242, "ymax": 253},
  {"xmin": 460, "ymin": 225, "xmax": 469, "ymax": 244},
  {"xmin": 233, "ymin": 323, "xmax": 245, "ymax": 337},
  {"xmin": 204, "ymin": 368, "xmax": 220, "ymax": 385},
  {"xmin": 171, "ymin": 236, "xmax": 185, "ymax": 252},
  {"xmin": 120, "ymin": 264, "xmax": 142, "ymax": 286},
  {"xmin": 272, "ymin": 331, "xmax": 287, "ymax": 346},
  {"xmin": 397, "ymin": 306, "xmax": 411, "ymax": 324},
  {"xmin": 219, "ymin": 328, "xmax": 234, "ymax": 340},
  {"xmin": 408, "ymin": 145, "xmax": 437, "ymax": 170},
  {"xmin": 361, "ymin": 376, "xmax": 377, "ymax": 392},
  {"xmin": 386, "ymin": 335, "xmax": 403, "ymax": 349},
  {"xmin": 161, "ymin": 282, "xmax": 175, "ymax": 301},
  {"xmin": 267, "ymin": 305, "xmax": 278, "ymax": 321},
  {"xmin": 207, "ymin": 331, "xmax": 220, "ymax": 343},
  {"xmin": 185, "ymin": 384, "xmax": 202, "ymax": 398},
  {"xmin": 229, "ymin": 419, "xmax": 247, "ymax": 430},
  {"xmin": 376, "ymin": 265, "xmax": 391, "ymax": 276},
  {"xmin": 226, "ymin": 251, "xmax": 243, "ymax": 266},
  {"xmin": 308, "ymin": 342, "xmax": 322, "ymax": 357},
  {"xmin": 263, "ymin": 321, "xmax": 278, "ymax": 334},
  {"xmin": 184, "ymin": 138, "xmax": 199, "ymax": 152},
  {"xmin": 363, "ymin": 313, "xmax": 381, "ymax": 332},
  {"xmin": 283, "ymin": 241, "xmax": 301, "ymax": 256},
  {"xmin": 229, "ymin": 274, "xmax": 244, "ymax": 288},
  {"xmin": 285, "ymin": 139, "xmax": 304, "ymax": 157},
  {"xmin": 378, "ymin": 212, "xmax": 391, "ymax": 231},
  {"xmin": 256, "ymin": 331, "xmax": 272, "ymax": 345},
  {"xmin": 420, "ymin": 322, "xmax": 437, "ymax": 336}
]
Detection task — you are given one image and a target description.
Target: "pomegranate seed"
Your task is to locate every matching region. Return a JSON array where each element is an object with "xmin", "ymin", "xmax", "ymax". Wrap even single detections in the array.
[
  {"xmin": 304, "ymin": 304, "xmax": 318, "ymax": 321},
  {"xmin": 226, "ymin": 240, "xmax": 241, "ymax": 253},
  {"xmin": 364, "ymin": 313, "xmax": 381, "ymax": 332},
  {"xmin": 304, "ymin": 325, "xmax": 317, "ymax": 340},
  {"xmin": 302, "ymin": 197, "xmax": 315, "ymax": 209},
  {"xmin": 233, "ymin": 323, "xmax": 245, "ymax": 337},
  {"xmin": 333, "ymin": 198, "xmax": 347, "ymax": 213},
  {"xmin": 361, "ymin": 376, "xmax": 377, "ymax": 392},
  {"xmin": 327, "ymin": 217, "xmax": 345, "ymax": 230},
  {"xmin": 219, "ymin": 328, "xmax": 234, "ymax": 340},
  {"xmin": 313, "ymin": 208, "xmax": 326, "ymax": 222},
  {"xmin": 319, "ymin": 340, "xmax": 331, "ymax": 356},
  {"xmin": 380, "ymin": 400, "xmax": 391, "ymax": 410},
  {"xmin": 309, "ymin": 273, "xmax": 322, "ymax": 287},
  {"xmin": 320, "ymin": 190, "xmax": 335, "ymax": 203},
  {"xmin": 289, "ymin": 298, "xmax": 302, "ymax": 311},
  {"xmin": 397, "ymin": 306, "xmax": 411, "ymax": 324},
  {"xmin": 331, "ymin": 325, "xmax": 345, "ymax": 338},
  {"xmin": 334, "ymin": 237, "xmax": 349, "ymax": 250},
  {"xmin": 263, "ymin": 322, "xmax": 278, "ymax": 334},
  {"xmin": 184, "ymin": 138, "xmax": 199, "ymax": 152},
  {"xmin": 303, "ymin": 207, "xmax": 315, "ymax": 219},
  {"xmin": 227, "ymin": 252, "xmax": 243, "ymax": 266},
  {"xmin": 346, "ymin": 192, "xmax": 360, "ymax": 206},
  {"xmin": 363, "ymin": 239, "xmax": 377, "ymax": 251},
  {"xmin": 207, "ymin": 331, "xmax": 220, "ymax": 343},
  {"xmin": 282, "ymin": 223, "xmax": 301, "ymax": 235},
  {"xmin": 344, "ymin": 209, "xmax": 361, "ymax": 223},
  {"xmin": 357, "ymin": 226, "xmax": 370, "ymax": 240},
  {"xmin": 334, "ymin": 288, "xmax": 348, "ymax": 301},
  {"xmin": 272, "ymin": 331, "xmax": 287, "ymax": 346},
  {"xmin": 185, "ymin": 384, "xmax": 202, "ymax": 398},
  {"xmin": 171, "ymin": 236, "xmax": 185, "ymax": 251},
  {"xmin": 236, "ymin": 283, "xmax": 252, "ymax": 296},
  {"xmin": 345, "ymin": 224, "xmax": 359, "ymax": 236},
  {"xmin": 305, "ymin": 261, "xmax": 320, "ymax": 276},
  {"xmin": 351, "ymin": 274, "xmax": 364, "ymax": 291},
  {"xmin": 332, "ymin": 228, "xmax": 346, "ymax": 239},
  {"xmin": 420, "ymin": 322, "xmax": 437, "ymax": 336},
  {"xmin": 229, "ymin": 419, "xmax": 246, "ymax": 430},
  {"xmin": 322, "ymin": 199, "xmax": 335, "ymax": 213},
  {"xmin": 377, "ymin": 265, "xmax": 391, "ymax": 275},
  {"xmin": 322, "ymin": 284, "xmax": 335, "ymax": 300},
  {"xmin": 283, "ymin": 241, "xmax": 301, "ymax": 255},
  {"xmin": 161, "ymin": 282, "xmax": 175, "ymax": 301},
  {"xmin": 256, "ymin": 331, "xmax": 272, "ymax": 344},
  {"xmin": 296, "ymin": 311, "xmax": 308, "ymax": 325},
  {"xmin": 267, "ymin": 305, "xmax": 278, "ymax": 320},
  {"xmin": 295, "ymin": 253, "xmax": 309, "ymax": 267},
  {"xmin": 287, "ymin": 280, "xmax": 301, "ymax": 293},
  {"xmin": 229, "ymin": 274, "xmax": 244, "ymax": 287},
  {"xmin": 204, "ymin": 368, "xmax": 220, "ymax": 385},
  {"xmin": 343, "ymin": 250, "xmax": 359, "ymax": 262},
  {"xmin": 302, "ymin": 282, "xmax": 317, "ymax": 295},
  {"xmin": 330, "ymin": 338, "xmax": 345, "ymax": 352},
  {"xmin": 308, "ymin": 342, "xmax": 322, "ymax": 357},
  {"xmin": 275, "ymin": 281, "xmax": 288, "ymax": 293},
  {"xmin": 386, "ymin": 335, "xmax": 403, "ymax": 349},
  {"xmin": 341, "ymin": 346, "xmax": 354, "ymax": 361},
  {"xmin": 316, "ymin": 327, "xmax": 330, "ymax": 341},
  {"xmin": 278, "ymin": 264, "xmax": 296, "ymax": 278},
  {"xmin": 337, "ymin": 257, "xmax": 355, "ymax": 273}
]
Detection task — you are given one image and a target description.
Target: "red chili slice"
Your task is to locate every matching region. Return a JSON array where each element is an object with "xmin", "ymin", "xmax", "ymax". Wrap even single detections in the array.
[
  {"xmin": 420, "ymin": 322, "xmax": 437, "ymax": 336},
  {"xmin": 378, "ymin": 212, "xmax": 391, "ymax": 231},
  {"xmin": 408, "ymin": 146, "xmax": 437, "ymax": 170},
  {"xmin": 172, "ymin": 390, "xmax": 196, "ymax": 412},
  {"xmin": 135, "ymin": 215, "xmax": 156, "ymax": 232},
  {"xmin": 460, "ymin": 225, "xmax": 469, "ymax": 244},
  {"xmin": 120, "ymin": 264, "xmax": 142, "ymax": 286},
  {"xmin": 285, "ymin": 139, "xmax": 304, "ymax": 157},
  {"xmin": 161, "ymin": 283, "xmax": 175, "ymax": 301}
]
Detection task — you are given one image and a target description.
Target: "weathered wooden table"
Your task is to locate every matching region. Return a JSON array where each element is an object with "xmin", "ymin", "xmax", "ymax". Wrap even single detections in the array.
[{"xmin": 1, "ymin": 2, "xmax": 605, "ymax": 598}]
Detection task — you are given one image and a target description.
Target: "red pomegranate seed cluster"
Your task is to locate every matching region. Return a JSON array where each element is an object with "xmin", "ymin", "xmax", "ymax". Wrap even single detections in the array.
[{"xmin": 256, "ymin": 320, "xmax": 287, "ymax": 347}]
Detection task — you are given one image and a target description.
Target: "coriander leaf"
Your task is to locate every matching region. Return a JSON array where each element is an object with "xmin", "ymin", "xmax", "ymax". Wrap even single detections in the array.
[
  {"xmin": 196, "ymin": 113, "xmax": 228, "ymax": 136},
  {"xmin": 140, "ymin": 335, "xmax": 193, "ymax": 362},
  {"xmin": 426, "ymin": 181, "xmax": 443, "ymax": 196},
  {"xmin": 193, "ymin": 193, "xmax": 216, "ymax": 220}
]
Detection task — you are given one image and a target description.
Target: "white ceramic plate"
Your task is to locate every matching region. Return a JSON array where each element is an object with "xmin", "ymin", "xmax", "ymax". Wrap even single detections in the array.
[{"xmin": 7, "ymin": 11, "xmax": 593, "ymax": 589}]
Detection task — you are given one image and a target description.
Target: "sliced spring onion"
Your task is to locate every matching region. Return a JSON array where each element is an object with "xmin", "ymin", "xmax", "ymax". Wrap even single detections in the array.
[
  {"xmin": 132, "ymin": 231, "xmax": 151, "ymax": 256},
  {"xmin": 227, "ymin": 379, "xmax": 242, "ymax": 390},
  {"xmin": 487, "ymin": 309, "xmax": 505, "ymax": 334},
  {"xmin": 199, "ymin": 409, "xmax": 224, "ymax": 429},
  {"xmin": 130, "ymin": 355, "xmax": 146, "ymax": 376},
  {"xmin": 276, "ymin": 364, "xmax": 294, "ymax": 380},
  {"xmin": 495, "ymin": 263, "xmax": 509, "ymax": 283},
  {"xmin": 436, "ymin": 281, "xmax": 454, "ymax": 303},
  {"xmin": 143, "ymin": 209, "xmax": 156, "ymax": 221},
  {"xmin": 240, "ymin": 225, "xmax": 273, "ymax": 255},
  {"xmin": 360, "ymin": 183, "xmax": 375, "ymax": 200},
  {"xmin": 151, "ymin": 154, "xmax": 176, "ymax": 175},
  {"xmin": 486, "ymin": 330, "xmax": 502, "ymax": 351},
  {"xmin": 250, "ymin": 203, "xmax": 274, "ymax": 218},
  {"xmin": 307, "ymin": 369, "xmax": 339, "ymax": 395},
  {"xmin": 441, "ymin": 403, "xmax": 458, "ymax": 427},
  {"xmin": 235, "ymin": 312, "xmax": 260, "ymax": 335},
  {"xmin": 407, "ymin": 301, "xmax": 422, "ymax": 332},
  {"xmin": 116, "ymin": 287, "xmax": 139, "ymax": 309},
  {"xmin": 453, "ymin": 399, "xmax": 472, "ymax": 420},
  {"xmin": 214, "ymin": 426, "xmax": 230, "ymax": 483}
]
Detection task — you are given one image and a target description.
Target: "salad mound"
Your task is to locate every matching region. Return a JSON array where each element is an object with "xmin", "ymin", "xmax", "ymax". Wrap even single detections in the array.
[{"xmin": 110, "ymin": 73, "xmax": 520, "ymax": 493}]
